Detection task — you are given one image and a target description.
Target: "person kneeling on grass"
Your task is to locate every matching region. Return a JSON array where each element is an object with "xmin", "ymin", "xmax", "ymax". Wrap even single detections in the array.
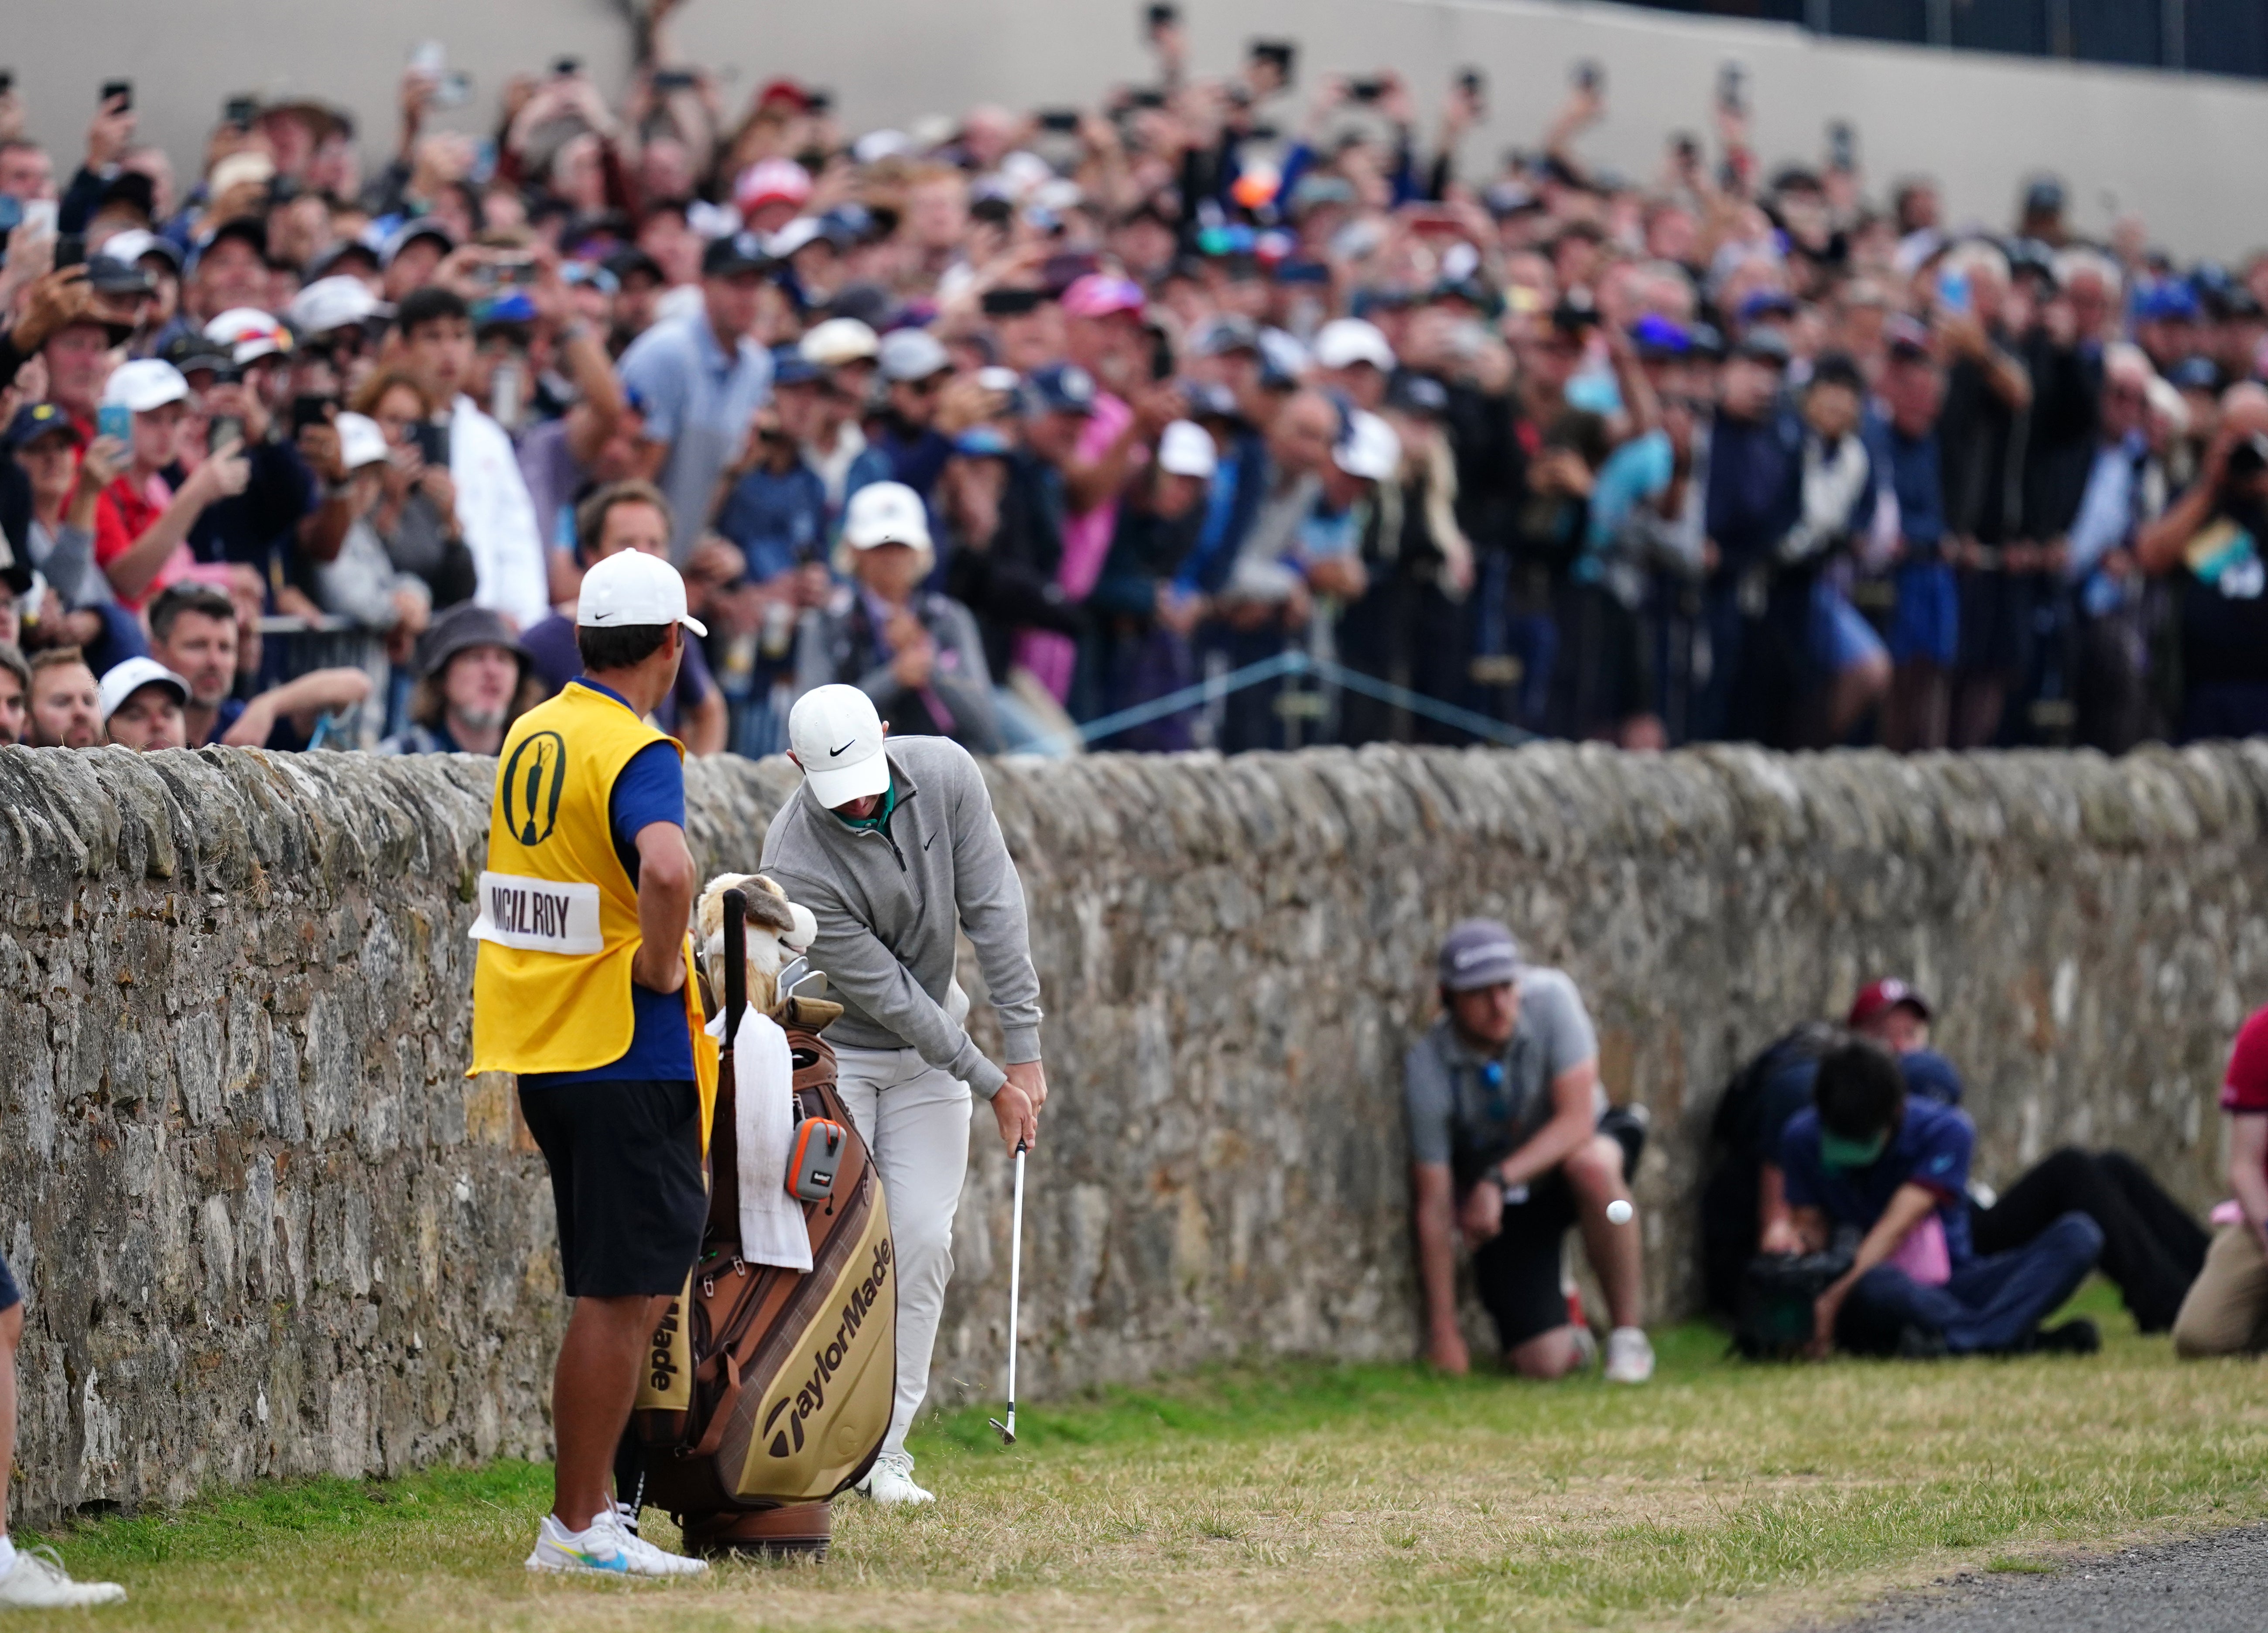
[
  {"xmin": 0, "ymin": 1246, "xmax": 124, "ymax": 1606},
  {"xmin": 2172, "ymin": 1001, "xmax": 2268, "ymax": 1358},
  {"xmin": 1767, "ymin": 1037, "xmax": 2103, "ymax": 1359},
  {"xmin": 1406, "ymin": 920, "xmax": 1653, "ymax": 1384}
]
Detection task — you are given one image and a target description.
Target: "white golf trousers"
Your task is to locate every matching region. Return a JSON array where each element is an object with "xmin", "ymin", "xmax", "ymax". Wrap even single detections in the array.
[{"xmin": 830, "ymin": 1042, "xmax": 972, "ymax": 1458}]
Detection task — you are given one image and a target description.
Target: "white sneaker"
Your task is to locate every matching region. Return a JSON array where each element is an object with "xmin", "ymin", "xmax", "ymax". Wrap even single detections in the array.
[
  {"xmin": 1604, "ymin": 1326, "xmax": 1656, "ymax": 1384},
  {"xmin": 609, "ymin": 1520, "xmax": 708, "ymax": 1578},
  {"xmin": 0, "ymin": 1546, "xmax": 127, "ymax": 1606},
  {"xmin": 853, "ymin": 1450, "xmax": 934, "ymax": 1506},
  {"xmin": 525, "ymin": 1510, "xmax": 705, "ymax": 1577}
]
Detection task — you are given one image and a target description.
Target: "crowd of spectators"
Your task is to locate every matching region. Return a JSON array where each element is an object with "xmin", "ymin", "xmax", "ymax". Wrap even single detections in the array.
[{"xmin": 2, "ymin": 4, "xmax": 2265, "ymax": 763}]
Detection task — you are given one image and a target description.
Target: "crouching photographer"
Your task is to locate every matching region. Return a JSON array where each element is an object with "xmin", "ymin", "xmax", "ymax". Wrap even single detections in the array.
[
  {"xmin": 1768, "ymin": 1037, "xmax": 2103, "ymax": 1359},
  {"xmin": 1406, "ymin": 921, "xmax": 1653, "ymax": 1384}
]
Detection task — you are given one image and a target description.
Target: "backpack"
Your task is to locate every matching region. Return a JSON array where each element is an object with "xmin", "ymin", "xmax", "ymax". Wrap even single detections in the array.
[
  {"xmin": 630, "ymin": 891, "xmax": 898, "ymax": 1559},
  {"xmin": 1698, "ymin": 1023, "xmax": 1840, "ymax": 1315}
]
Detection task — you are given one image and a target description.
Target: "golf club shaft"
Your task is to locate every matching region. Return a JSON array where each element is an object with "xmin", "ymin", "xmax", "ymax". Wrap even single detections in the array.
[{"xmin": 1007, "ymin": 1142, "xmax": 1025, "ymax": 1434}]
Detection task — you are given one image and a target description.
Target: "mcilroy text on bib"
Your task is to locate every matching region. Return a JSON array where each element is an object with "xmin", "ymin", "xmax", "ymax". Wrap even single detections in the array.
[{"xmin": 469, "ymin": 872, "xmax": 604, "ymax": 954}]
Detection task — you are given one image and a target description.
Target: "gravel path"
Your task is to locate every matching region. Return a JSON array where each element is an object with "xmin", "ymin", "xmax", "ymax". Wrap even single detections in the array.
[{"xmin": 1826, "ymin": 1525, "xmax": 2268, "ymax": 1631}]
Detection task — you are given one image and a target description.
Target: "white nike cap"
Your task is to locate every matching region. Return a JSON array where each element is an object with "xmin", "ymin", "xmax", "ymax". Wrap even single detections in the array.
[
  {"xmin": 789, "ymin": 683, "xmax": 891, "ymax": 808},
  {"xmin": 576, "ymin": 549, "xmax": 708, "ymax": 637}
]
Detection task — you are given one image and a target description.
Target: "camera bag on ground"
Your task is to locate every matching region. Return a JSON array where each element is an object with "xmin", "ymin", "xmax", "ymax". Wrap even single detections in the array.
[
  {"xmin": 631, "ymin": 889, "xmax": 897, "ymax": 1558},
  {"xmin": 1732, "ymin": 1247, "xmax": 1855, "ymax": 1359},
  {"xmin": 1700, "ymin": 1023, "xmax": 1842, "ymax": 1314}
]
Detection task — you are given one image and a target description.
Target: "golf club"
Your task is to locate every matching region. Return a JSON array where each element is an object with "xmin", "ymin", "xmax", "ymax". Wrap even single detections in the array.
[{"xmin": 987, "ymin": 1139, "xmax": 1027, "ymax": 1445}]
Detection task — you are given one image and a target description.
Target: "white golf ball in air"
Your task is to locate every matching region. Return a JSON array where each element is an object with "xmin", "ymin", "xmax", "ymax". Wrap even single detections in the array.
[{"xmin": 1606, "ymin": 1200, "xmax": 1634, "ymax": 1226}]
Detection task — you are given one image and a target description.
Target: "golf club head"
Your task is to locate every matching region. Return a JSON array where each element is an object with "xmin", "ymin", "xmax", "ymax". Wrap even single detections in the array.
[{"xmin": 987, "ymin": 1416, "xmax": 1016, "ymax": 1445}]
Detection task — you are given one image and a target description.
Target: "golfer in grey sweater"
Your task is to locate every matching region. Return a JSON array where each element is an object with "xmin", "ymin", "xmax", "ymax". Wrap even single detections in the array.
[{"xmin": 760, "ymin": 683, "xmax": 1047, "ymax": 1506}]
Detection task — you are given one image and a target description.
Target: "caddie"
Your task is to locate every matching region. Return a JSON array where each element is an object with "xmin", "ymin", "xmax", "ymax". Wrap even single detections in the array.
[
  {"xmin": 760, "ymin": 682, "xmax": 1047, "ymax": 1506},
  {"xmin": 469, "ymin": 549, "xmax": 715, "ymax": 1577}
]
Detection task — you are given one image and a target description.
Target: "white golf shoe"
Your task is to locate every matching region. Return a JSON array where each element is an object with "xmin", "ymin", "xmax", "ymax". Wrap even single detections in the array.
[
  {"xmin": 1604, "ymin": 1326, "xmax": 1656, "ymax": 1384},
  {"xmin": 525, "ymin": 1510, "xmax": 707, "ymax": 1577},
  {"xmin": 854, "ymin": 1450, "xmax": 935, "ymax": 1506},
  {"xmin": 0, "ymin": 1546, "xmax": 127, "ymax": 1607}
]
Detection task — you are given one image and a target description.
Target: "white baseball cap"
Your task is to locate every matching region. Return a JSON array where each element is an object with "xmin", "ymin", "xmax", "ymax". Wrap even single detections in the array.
[
  {"xmin": 101, "ymin": 359, "xmax": 191, "ymax": 413},
  {"xmin": 842, "ymin": 481, "xmax": 931, "ymax": 551},
  {"xmin": 1312, "ymin": 316, "xmax": 1396, "ymax": 373},
  {"xmin": 789, "ymin": 683, "xmax": 891, "ymax": 808},
  {"xmin": 333, "ymin": 412, "xmax": 390, "ymax": 472},
  {"xmin": 877, "ymin": 326, "xmax": 951, "ymax": 383},
  {"xmin": 1334, "ymin": 409, "xmax": 1401, "ymax": 483},
  {"xmin": 575, "ymin": 550, "xmax": 708, "ymax": 637},
  {"xmin": 205, "ymin": 307, "xmax": 293, "ymax": 365},
  {"xmin": 800, "ymin": 316, "xmax": 880, "ymax": 367},
  {"xmin": 97, "ymin": 657, "xmax": 189, "ymax": 724},
  {"xmin": 1157, "ymin": 420, "xmax": 1218, "ymax": 480},
  {"xmin": 287, "ymin": 274, "xmax": 389, "ymax": 338}
]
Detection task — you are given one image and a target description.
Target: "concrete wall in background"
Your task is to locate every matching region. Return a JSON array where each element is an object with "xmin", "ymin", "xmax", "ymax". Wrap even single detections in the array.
[
  {"xmin": 8, "ymin": 0, "xmax": 2268, "ymax": 257},
  {"xmin": 1, "ymin": 738, "xmax": 2263, "ymax": 1524}
]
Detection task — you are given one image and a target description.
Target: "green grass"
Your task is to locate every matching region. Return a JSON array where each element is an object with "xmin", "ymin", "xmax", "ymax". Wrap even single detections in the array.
[{"xmin": 26, "ymin": 1288, "xmax": 2268, "ymax": 1633}]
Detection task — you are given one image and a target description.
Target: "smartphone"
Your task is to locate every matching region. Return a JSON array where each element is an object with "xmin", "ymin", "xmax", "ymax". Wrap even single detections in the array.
[
  {"xmin": 1936, "ymin": 267, "xmax": 1972, "ymax": 317},
  {"xmin": 97, "ymin": 403, "xmax": 133, "ymax": 443},
  {"xmin": 0, "ymin": 72, "xmax": 14, "ymax": 98},
  {"xmin": 1673, "ymin": 132, "xmax": 1700, "ymax": 167},
  {"xmin": 411, "ymin": 421, "xmax": 449, "ymax": 467},
  {"xmin": 291, "ymin": 395, "xmax": 336, "ymax": 436},
  {"xmin": 1717, "ymin": 62, "xmax": 1746, "ymax": 116},
  {"xmin": 489, "ymin": 360, "xmax": 524, "ymax": 431},
  {"xmin": 225, "ymin": 94, "xmax": 259, "ymax": 131},
  {"xmin": 1127, "ymin": 88, "xmax": 1166, "ymax": 110},
  {"xmin": 552, "ymin": 56, "xmax": 581, "ymax": 78},
  {"xmin": 1458, "ymin": 67, "xmax": 1486, "ymax": 112},
  {"xmin": 1037, "ymin": 108, "xmax": 1082, "ymax": 134},
  {"xmin": 1573, "ymin": 59, "xmax": 1603, "ymax": 94},
  {"xmin": 207, "ymin": 414, "xmax": 245, "ymax": 455},
  {"xmin": 1828, "ymin": 120, "xmax": 1856, "ymax": 173},
  {"xmin": 807, "ymin": 89, "xmax": 833, "ymax": 115},
  {"xmin": 653, "ymin": 68, "xmax": 697, "ymax": 92},
  {"xmin": 54, "ymin": 233, "xmax": 86, "ymax": 270},
  {"xmin": 20, "ymin": 198, "xmax": 56, "ymax": 238},
  {"xmin": 99, "ymin": 79, "xmax": 132, "ymax": 111},
  {"xmin": 1348, "ymin": 78, "xmax": 1385, "ymax": 104}
]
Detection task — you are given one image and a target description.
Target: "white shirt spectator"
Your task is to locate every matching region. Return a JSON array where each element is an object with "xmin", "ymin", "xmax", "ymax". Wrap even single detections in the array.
[{"xmin": 449, "ymin": 395, "xmax": 550, "ymax": 631}]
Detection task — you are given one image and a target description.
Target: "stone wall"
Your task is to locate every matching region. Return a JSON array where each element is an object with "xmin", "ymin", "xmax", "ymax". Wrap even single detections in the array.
[{"xmin": 2, "ymin": 739, "xmax": 2263, "ymax": 1523}]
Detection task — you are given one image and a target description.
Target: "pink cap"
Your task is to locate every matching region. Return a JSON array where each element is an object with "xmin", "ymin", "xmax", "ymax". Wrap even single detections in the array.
[
  {"xmin": 735, "ymin": 158, "xmax": 814, "ymax": 216},
  {"xmin": 1061, "ymin": 272, "xmax": 1146, "ymax": 320}
]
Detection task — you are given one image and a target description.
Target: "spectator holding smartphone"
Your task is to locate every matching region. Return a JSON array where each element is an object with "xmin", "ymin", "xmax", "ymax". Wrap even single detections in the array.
[
  {"xmin": 90, "ymin": 359, "xmax": 248, "ymax": 610},
  {"xmin": 348, "ymin": 367, "xmax": 478, "ymax": 613}
]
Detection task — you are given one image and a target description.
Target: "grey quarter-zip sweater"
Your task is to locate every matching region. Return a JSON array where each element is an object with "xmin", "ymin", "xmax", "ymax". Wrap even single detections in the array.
[{"xmin": 758, "ymin": 734, "xmax": 1043, "ymax": 1098}]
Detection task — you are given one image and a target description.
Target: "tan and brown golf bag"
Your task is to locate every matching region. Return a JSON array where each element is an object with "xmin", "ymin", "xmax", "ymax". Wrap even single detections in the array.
[{"xmin": 631, "ymin": 888, "xmax": 896, "ymax": 1558}]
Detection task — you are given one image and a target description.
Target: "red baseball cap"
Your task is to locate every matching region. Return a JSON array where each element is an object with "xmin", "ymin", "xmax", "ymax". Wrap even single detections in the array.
[{"xmin": 1848, "ymin": 978, "xmax": 1932, "ymax": 1030}]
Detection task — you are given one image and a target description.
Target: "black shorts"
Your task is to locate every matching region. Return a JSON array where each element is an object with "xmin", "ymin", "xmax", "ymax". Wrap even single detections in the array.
[
  {"xmin": 518, "ymin": 1078, "xmax": 706, "ymax": 1299},
  {"xmin": 1471, "ymin": 1170, "xmax": 1582, "ymax": 1351},
  {"xmin": 0, "ymin": 1246, "xmax": 17, "ymax": 1314}
]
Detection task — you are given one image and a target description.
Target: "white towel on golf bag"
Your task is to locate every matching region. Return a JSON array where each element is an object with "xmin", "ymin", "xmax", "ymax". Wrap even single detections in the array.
[{"xmin": 705, "ymin": 1008, "xmax": 811, "ymax": 1273}]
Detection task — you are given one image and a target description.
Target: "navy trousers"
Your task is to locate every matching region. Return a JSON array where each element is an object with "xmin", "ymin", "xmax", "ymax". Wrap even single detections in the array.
[{"xmin": 1845, "ymin": 1210, "xmax": 2103, "ymax": 1354}]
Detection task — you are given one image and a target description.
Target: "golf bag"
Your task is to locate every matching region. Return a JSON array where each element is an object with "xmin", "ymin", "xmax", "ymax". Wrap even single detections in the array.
[{"xmin": 631, "ymin": 891, "xmax": 897, "ymax": 1558}]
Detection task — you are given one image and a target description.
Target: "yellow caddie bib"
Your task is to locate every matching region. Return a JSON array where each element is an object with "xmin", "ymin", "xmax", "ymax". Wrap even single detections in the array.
[{"xmin": 467, "ymin": 681, "xmax": 718, "ymax": 1141}]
